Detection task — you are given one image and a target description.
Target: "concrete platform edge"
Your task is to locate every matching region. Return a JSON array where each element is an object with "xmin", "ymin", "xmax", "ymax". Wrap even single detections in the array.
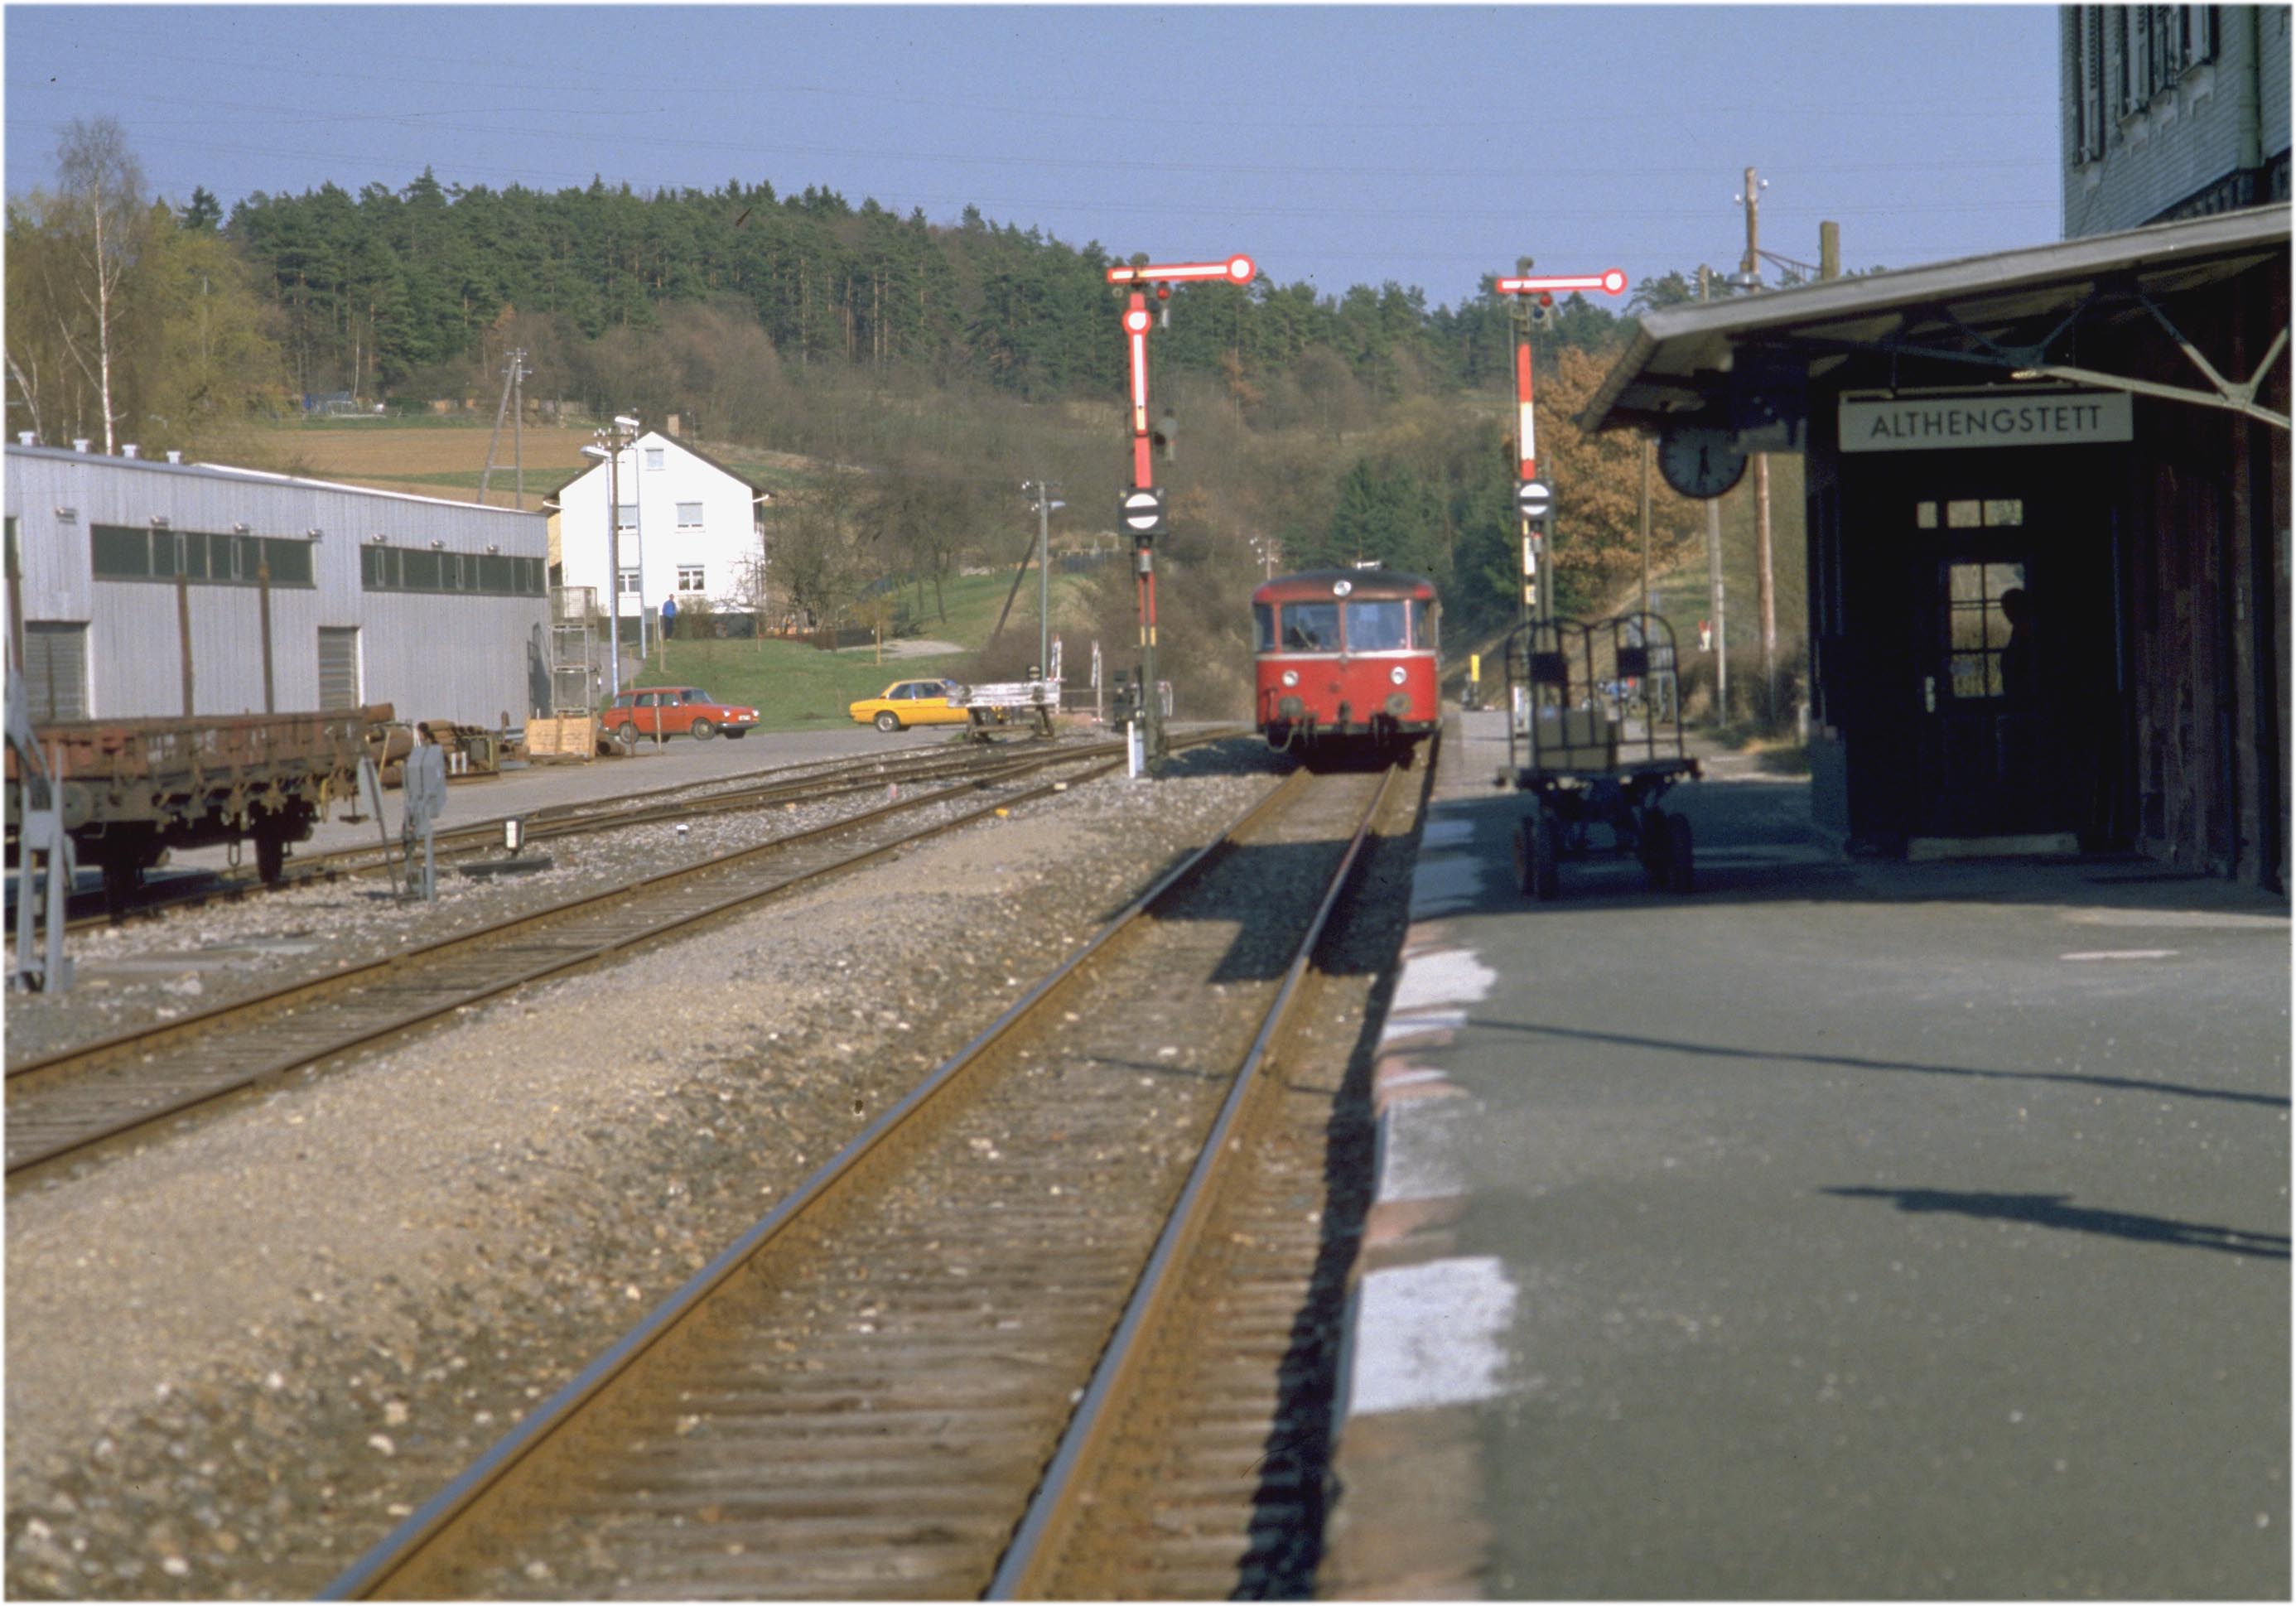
[{"xmin": 1322, "ymin": 711, "xmax": 1503, "ymax": 1599}]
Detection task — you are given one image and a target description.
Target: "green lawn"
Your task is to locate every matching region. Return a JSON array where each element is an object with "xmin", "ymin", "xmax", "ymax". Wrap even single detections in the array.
[
  {"xmin": 626, "ymin": 567, "xmax": 1091, "ymax": 732},
  {"xmin": 627, "ymin": 638, "xmax": 969, "ymax": 731}
]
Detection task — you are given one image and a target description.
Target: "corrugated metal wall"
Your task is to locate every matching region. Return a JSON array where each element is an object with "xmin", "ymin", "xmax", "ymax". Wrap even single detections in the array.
[{"xmin": 4, "ymin": 447, "xmax": 549, "ymax": 727}]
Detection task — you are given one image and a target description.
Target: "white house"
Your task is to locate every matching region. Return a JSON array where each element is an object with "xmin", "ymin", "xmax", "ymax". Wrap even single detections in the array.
[{"xmin": 551, "ymin": 432, "xmax": 769, "ymax": 637}]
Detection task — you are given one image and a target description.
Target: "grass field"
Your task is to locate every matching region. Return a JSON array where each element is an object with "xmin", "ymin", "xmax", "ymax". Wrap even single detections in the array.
[
  {"xmin": 251, "ymin": 421, "xmax": 832, "ymax": 511},
  {"xmin": 254, "ymin": 420, "xmax": 599, "ymax": 510},
  {"xmin": 621, "ymin": 567, "xmax": 1094, "ymax": 732}
]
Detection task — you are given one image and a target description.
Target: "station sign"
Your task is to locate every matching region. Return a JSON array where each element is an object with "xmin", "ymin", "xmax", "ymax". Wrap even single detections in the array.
[{"xmin": 1838, "ymin": 388, "xmax": 2133, "ymax": 453}]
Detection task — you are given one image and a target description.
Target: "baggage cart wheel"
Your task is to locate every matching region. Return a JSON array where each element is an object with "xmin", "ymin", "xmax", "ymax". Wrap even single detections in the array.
[
  {"xmin": 1529, "ymin": 809, "xmax": 1561, "ymax": 901},
  {"xmin": 1665, "ymin": 812, "xmax": 1695, "ymax": 895},
  {"xmin": 1638, "ymin": 804, "xmax": 1671, "ymax": 888}
]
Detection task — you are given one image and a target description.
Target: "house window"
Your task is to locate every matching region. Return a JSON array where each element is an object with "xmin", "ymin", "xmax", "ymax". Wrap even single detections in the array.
[
  {"xmin": 676, "ymin": 501, "xmax": 703, "ymax": 529},
  {"xmin": 645, "ymin": 448, "xmax": 664, "ymax": 472},
  {"xmin": 677, "ymin": 565, "xmax": 707, "ymax": 593},
  {"xmin": 2075, "ymin": 7, "xmax": 2103, "ymax": 162},
  {"xmin": 2183, "ymin": 5, "xmax": 2216, "ymax": 69},
  {"xmin": 615, "ymin": 503, "xmax": 637, "ymax": 533},
  {"xmin": 618, "ymin": 568, "xmax": 641, "ymax": 596}
]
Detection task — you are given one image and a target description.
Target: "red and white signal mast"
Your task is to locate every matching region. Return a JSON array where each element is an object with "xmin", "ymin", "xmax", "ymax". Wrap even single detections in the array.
[
  {"xmin": 1493, "ymin": 266, "xmax": 1628, "ymax": 619},
  {"xmin": 1103, "ymin": 252, "xmax": 1256, "ymax": 764}
]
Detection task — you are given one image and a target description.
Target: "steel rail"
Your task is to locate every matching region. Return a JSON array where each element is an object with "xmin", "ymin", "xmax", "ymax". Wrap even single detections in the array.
[
  {"xmin": 7, "ymin": 742, "xmax": 1111, "ymax": 1089},
  {"xmin": 321, "ymin": 764, "xmax": 1314, "ymax": 1601},
  {"xmin": 6, "ymin": 742, "xmax": 1203, "ymax": 1177},
  {"xmin": 51, "ymin": 739, "xmax": 1125, "ymax": 930},
  {"xmin": 987, "ymin": 760, "xmax": 1402, "ymax": 1596}
]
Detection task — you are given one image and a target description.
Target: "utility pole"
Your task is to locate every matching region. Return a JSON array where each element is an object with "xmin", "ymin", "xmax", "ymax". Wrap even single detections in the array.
[
  {"xmin": 1639, "ymin": 433, "xmax": 1653, "ymax": 621},
  {"xmin": 512, "ymin": 349, "xmax": 527, "ymax": 507},
  {"xmin": 475, "ymin": 350, "xmax": 516, "ymax": 507},
  {"xmin": 1699, "ymin": 266, "xmax": 1728, "ymax": 719},
  {"xmin": 1739, "ymin": 166, "xmax": 1777, "ymax": 720},
  {"xmin": 1024, "ymin": 480, "xmax": 1060, "ymax": 677}
]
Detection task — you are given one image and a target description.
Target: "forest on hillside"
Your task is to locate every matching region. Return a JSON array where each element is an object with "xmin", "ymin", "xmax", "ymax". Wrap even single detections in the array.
[{"xmin": 7, "ymin": 118, "xmax": 1802, "ymax": 716}]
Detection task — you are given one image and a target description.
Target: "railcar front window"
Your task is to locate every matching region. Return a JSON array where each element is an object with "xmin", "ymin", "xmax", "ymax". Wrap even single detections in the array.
[
  {"xmin": 1410, "ymin": 599, "xmax": 1436, "ymax": 651},
  {"xmin": 1253, "ymin": 603, "xmax": 1276, "ymax": 653},
  {"xmin": 1281, "ymin": 602, "xmax": 1340, "ymax": 651},
  {"xmin": 1345, "ymin": 600, "xmax": 1409, "ymax": 652}
]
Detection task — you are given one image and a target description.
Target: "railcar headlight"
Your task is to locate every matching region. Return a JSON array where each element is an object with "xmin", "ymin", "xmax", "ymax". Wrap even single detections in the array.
[
  {"xmin": 1281, "ymin": 669, "xmax": 1299, "ymax": 687},
  {"xmin": 1390, "ymin": 666, "xmax": 1407, "ymax": 685}
]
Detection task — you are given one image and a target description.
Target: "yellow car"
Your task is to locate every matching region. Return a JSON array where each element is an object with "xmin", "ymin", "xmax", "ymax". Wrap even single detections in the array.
[{"xmin": 848, "ymin": 678, "xmax": 968, "ymax": 732}]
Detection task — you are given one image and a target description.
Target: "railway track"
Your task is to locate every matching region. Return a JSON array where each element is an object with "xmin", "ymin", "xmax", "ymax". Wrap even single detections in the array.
[
  {"xmin": 5, "ymin": 738, "xmax": 1204, "ymax": 1179},
  {"xmin": 320, "ymin": 751, "xmax": 1425, "ymax": 1601},
  {"xmin": 41, "ymin": 738, "xmax": 1123, "ymax": 931}
]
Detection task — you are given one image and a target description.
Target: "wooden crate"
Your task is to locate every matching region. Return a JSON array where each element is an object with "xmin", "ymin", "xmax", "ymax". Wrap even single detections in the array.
[{"xmin": 523, "ymin": 715, "xmax": 597, "ymax": 760}]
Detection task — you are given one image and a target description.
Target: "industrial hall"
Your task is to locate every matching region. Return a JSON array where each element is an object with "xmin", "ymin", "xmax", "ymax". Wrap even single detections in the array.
[
  {"xmin": 3, "ymin": 441, "xmax": 552, "ymax": 731},
  {"xmin": 1585, "ymin": 7, "xmax": 2289, "ymax": 893}
]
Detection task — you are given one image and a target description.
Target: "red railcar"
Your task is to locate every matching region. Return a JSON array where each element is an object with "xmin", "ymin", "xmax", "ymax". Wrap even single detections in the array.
[{"xmin": 1252, "ymin": 567, "xmax": 1440, "ymax": 755}]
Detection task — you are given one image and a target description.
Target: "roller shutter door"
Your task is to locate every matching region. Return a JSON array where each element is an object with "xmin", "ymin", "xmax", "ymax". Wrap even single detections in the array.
[
  {"xmin": 19, "ymin": 624, "xmax": 89, "ymax": 722},
  {"xmin": 317, "ymin": 627, "xmax": 360, "ymax": 711}
]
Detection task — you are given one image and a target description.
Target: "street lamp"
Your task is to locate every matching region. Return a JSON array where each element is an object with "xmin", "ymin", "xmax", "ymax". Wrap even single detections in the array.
[{"xmin": 581, "ymin": 412, "xmax": 644, "ymax": 701}]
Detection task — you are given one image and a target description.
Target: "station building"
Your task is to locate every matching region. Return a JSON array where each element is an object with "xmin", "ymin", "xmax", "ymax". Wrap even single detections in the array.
[
  {"xmin": 4, "ymin": 441, "xmax": 552, "ymax": 729},
  {"xmin": 1586, "ymin": 206, "xmax": 2288, "ymax": 890},
  {"xmin": 1584, "ymin": 8, "xmax": 2289, "ymax": 893}
]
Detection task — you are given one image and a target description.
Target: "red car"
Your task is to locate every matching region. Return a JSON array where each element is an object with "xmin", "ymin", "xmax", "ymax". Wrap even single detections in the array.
[{"xmin": 601, "ymin": 686, "xmax": 759, "ymax": 742}]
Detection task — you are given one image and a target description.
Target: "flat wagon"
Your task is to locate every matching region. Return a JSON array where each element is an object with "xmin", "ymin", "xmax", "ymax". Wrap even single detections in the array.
[{"xmin": 6, "ymin": 703, "xmax": 391, "ymax": 909}]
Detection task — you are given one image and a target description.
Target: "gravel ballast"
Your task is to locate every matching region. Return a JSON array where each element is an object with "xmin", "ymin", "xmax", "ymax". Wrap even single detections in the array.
[{"xmin": 5, "ymin": 739, "xmax": 1288, "ymax": 1599}]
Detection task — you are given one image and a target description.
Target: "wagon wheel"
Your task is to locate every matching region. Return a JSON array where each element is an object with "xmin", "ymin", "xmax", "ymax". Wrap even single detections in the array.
[
  {"xmin": 1665, "ymin": 812, "xmax": 1696, "ymax": 895},
  {"xmin": 254, "ymin": 822, "xmax": 289, "ymax": 885}
]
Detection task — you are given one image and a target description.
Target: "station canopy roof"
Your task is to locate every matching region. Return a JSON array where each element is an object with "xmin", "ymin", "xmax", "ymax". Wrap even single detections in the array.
[{"xmin": 1583, "ymin": 204, "xmax": 2289, "ymax": 438}]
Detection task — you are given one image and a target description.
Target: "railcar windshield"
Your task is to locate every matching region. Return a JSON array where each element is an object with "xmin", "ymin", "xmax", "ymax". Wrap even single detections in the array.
[
  {"xmin": 1411, "ymin": 598, "xmax": 1436, "ymax": 652},
  {"xmin": 1253, "ymin": 603, "xmax": 1276, "ymax": 653},
  {"xmin": 1344, "ymin": 600, "xmax": 1410, "ymax": 652},
  {"xmin": 1281, "ymin": 601, "xmax": 1341, "ymax": 651}
]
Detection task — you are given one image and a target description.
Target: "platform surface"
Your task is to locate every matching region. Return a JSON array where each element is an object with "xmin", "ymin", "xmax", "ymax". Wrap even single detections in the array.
[{"xmin": 1326, "ymin": 707, "xmax": 2290, "ymax": 1599}]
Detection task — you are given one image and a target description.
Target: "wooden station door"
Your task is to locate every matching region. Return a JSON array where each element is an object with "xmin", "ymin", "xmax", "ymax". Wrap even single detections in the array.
[{"xmin": 1904, "ymin": 483, "xmax": 2120, "ymax": 842}]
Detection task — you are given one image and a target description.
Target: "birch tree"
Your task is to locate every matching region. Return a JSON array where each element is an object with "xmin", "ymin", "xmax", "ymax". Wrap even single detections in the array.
[{"xmin": 54, "ymin": 117, "xmax": 147, "ymax": 454}]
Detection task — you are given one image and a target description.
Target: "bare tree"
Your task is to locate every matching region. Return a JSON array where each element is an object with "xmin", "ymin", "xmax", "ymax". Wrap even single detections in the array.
[{"xmin": 53, "ymin": 117, "xmax": 147, "ymax": 455}]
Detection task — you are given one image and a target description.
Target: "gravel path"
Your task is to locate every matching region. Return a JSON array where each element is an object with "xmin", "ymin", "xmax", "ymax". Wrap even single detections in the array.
[
  {"xmin": 5, "ymin": 740, "xmax": 1287, "ymax": 1599},
  {"xmin": 3, "ymin": 740, "xmax": 1098, "ymax": 1069}
]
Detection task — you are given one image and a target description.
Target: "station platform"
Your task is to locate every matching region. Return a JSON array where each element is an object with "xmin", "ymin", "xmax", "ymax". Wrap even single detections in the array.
[{"xmin": 1324, "ymin": 707, "xmax": 2289, "ymax": 1598}]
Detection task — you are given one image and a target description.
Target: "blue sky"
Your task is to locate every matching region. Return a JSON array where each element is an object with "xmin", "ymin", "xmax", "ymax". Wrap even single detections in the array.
[{"xmin": 4, "ymin": 4, "xmax": 2065, "ymax": 309}]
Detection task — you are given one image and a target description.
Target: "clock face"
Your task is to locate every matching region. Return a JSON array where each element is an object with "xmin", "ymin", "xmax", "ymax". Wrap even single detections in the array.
[{"xmin": 1657, "ymin": 427, "xmax": 1750, "ymax": 499}]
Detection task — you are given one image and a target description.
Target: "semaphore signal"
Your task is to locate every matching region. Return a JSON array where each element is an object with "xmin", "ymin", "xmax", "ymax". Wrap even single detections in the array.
[
  {"xmin": 1494, "ymin": 263, "xmax": 1629, "ymax": 620},
  {"xmin": 1106, "ymin": 255, "xmax": 1256, "ymax": 287},
  {"xmin": 1496, "ymin": 268, "xmax": 1628, "ymax": 297},
  {"xmin": 1102, "ymin": 252, "xmax": 1258, "ymax": 769}
]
